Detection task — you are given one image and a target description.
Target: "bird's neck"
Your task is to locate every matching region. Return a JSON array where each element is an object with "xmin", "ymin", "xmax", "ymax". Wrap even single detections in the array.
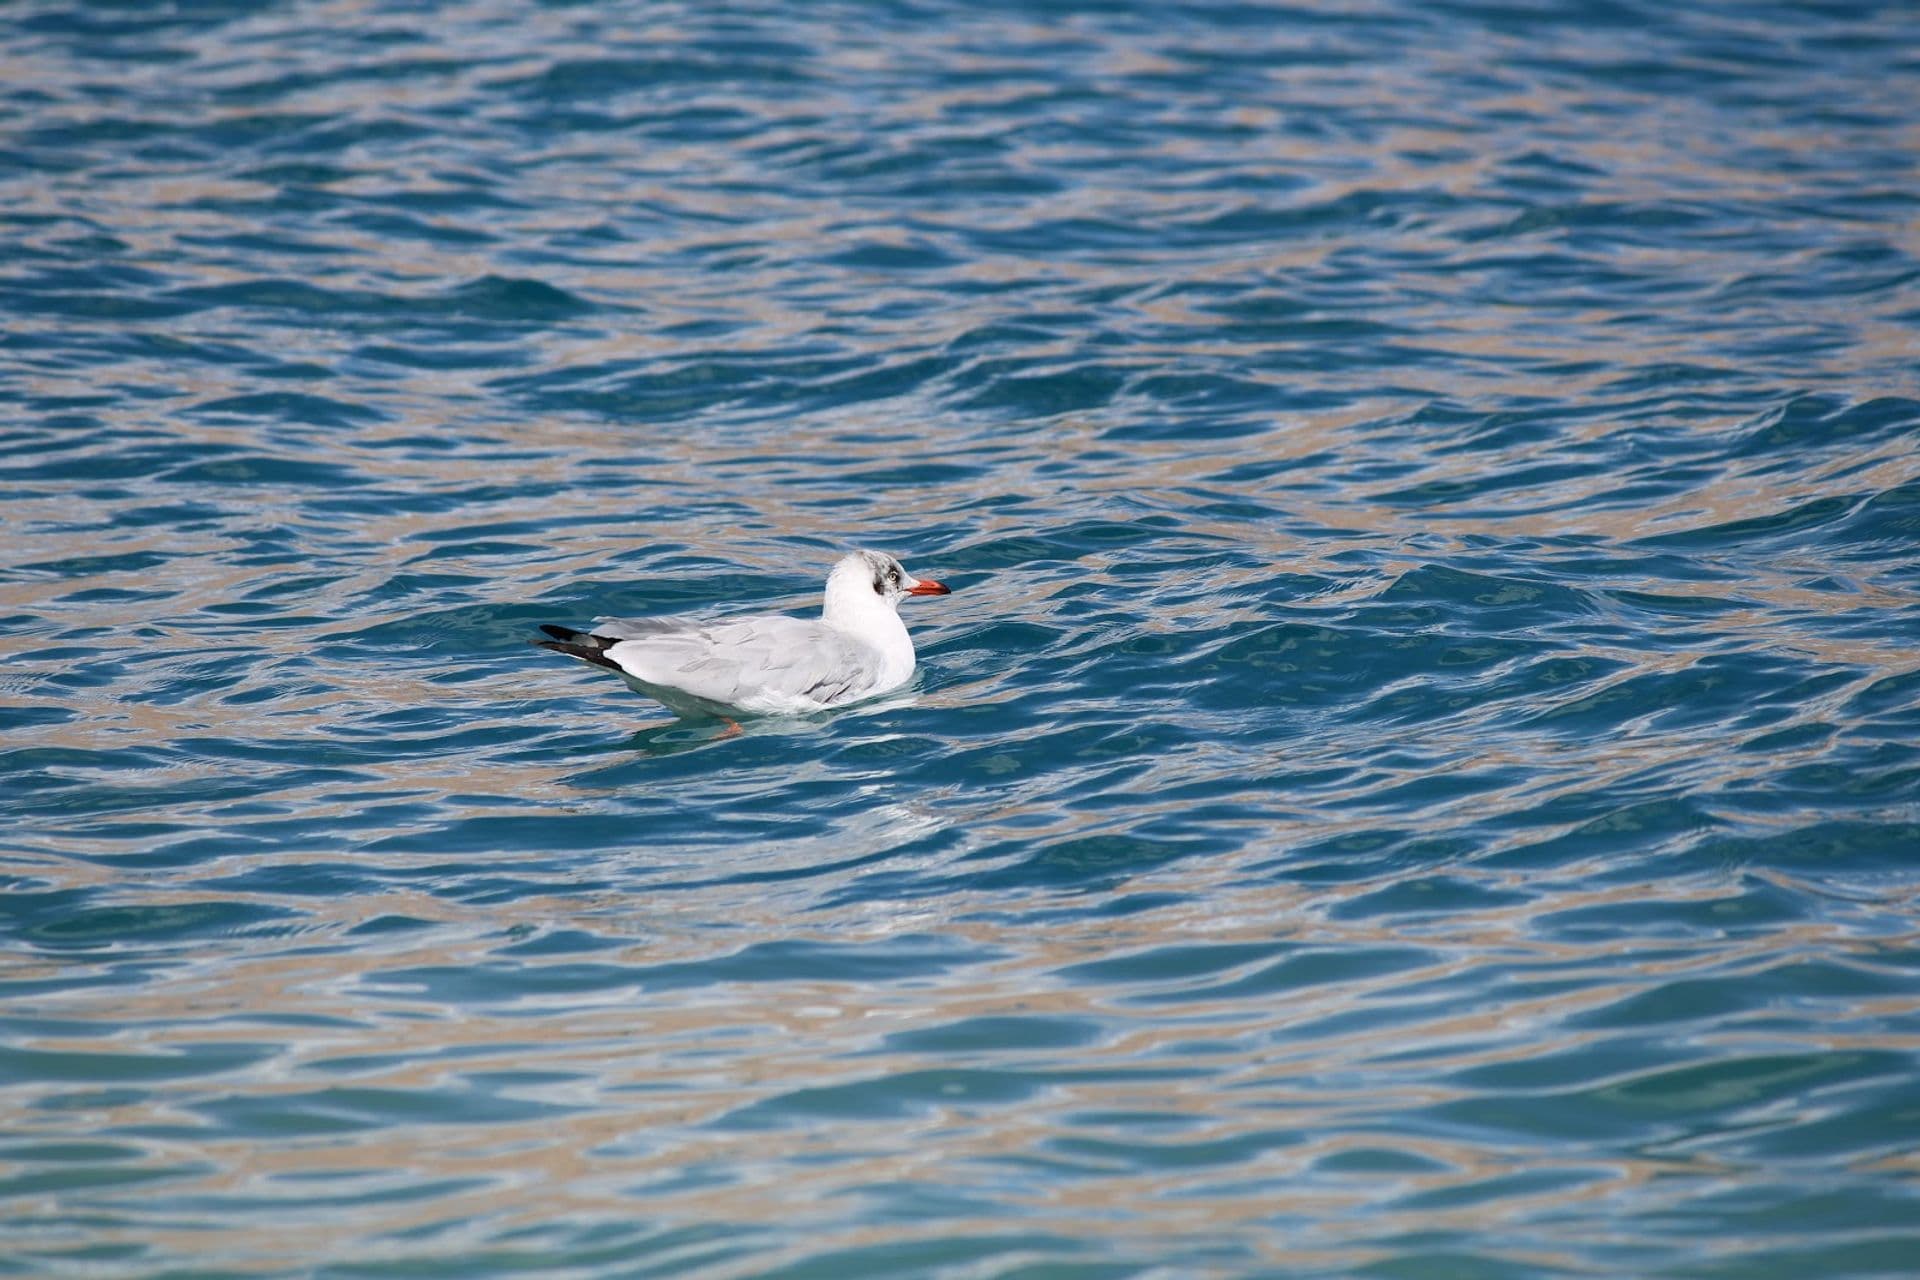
[{"xmin": 823, "ymin": 590, "xmax": 916, "ymax": 682}]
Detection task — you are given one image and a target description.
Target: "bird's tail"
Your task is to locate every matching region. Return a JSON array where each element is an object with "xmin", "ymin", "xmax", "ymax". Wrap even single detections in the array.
[{"xmin": 533, "ymin": 625, "xmax": 623, "ymax": 672}]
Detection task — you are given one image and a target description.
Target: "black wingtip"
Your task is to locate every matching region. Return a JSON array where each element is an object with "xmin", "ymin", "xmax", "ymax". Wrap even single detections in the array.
[
  {"xmin": 540, "ymin": 623, "xmax": 584, "ymax": 644},
  {"xmin": 535, "ymin": 638, "xmax": 624, "ymax": 673}
]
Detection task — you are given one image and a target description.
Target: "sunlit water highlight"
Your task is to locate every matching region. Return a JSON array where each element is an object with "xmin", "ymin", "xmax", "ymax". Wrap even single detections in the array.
[{"xmin": 3, "ymin": 2, "xmax": 1919, "ymax": 1276}]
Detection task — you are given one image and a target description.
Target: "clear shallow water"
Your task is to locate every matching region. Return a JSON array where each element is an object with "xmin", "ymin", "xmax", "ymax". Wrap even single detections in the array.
[{"xmin": 3, "ymin": 0, "xmax": 1919, "ymax": 1275}]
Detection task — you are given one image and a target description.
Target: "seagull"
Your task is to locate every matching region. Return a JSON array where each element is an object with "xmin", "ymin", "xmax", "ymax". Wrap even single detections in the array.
[{"xmin": 535, "ymin": 549, "xmax": 952, "ymax": 718}]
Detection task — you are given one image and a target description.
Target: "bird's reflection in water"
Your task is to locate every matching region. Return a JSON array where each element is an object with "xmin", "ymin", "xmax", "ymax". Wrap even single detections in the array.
[{"xmin": 616, "ymin": 688, "xmax": 925, "ymax": 757}]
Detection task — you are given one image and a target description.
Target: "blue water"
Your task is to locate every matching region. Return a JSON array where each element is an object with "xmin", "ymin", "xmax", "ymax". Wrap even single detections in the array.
[{"xmin": 4, "ymin": 1, "xmax": 1920, "ymax": 1275}]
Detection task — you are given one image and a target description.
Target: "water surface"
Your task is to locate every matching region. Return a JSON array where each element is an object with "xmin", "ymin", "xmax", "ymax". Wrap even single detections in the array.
[{"xmin": 4, "ymin": 1, "xmax": 1919, "ymax": 1276}]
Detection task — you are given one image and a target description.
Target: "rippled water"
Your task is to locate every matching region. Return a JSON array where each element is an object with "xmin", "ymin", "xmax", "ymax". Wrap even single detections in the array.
[{"xmin": 5, "ymin": 1, "xmax": 1920, "ymax": 1275}]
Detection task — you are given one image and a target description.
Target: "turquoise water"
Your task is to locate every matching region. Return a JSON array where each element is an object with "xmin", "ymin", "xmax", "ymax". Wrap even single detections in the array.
[{"xmin": 4, "ymin": 1, "xmax": 1920, "ymax": 1275}]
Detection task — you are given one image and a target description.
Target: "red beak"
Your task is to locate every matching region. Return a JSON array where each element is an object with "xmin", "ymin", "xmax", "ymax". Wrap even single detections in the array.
[{"xmin": 906, "ymin": 579, "xmax": 950, "ymax": 596}]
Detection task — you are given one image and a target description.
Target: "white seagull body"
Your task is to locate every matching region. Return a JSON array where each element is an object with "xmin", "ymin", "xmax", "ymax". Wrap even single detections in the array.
[{"xmin": 536, "ymin": 549, "xmax": 951, "ymax": 718}]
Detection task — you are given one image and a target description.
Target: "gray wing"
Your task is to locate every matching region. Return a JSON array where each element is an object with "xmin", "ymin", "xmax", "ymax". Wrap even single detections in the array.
[{"xmin": 591, "ymin": 614, "xmax": 884, "ymax": 707}]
